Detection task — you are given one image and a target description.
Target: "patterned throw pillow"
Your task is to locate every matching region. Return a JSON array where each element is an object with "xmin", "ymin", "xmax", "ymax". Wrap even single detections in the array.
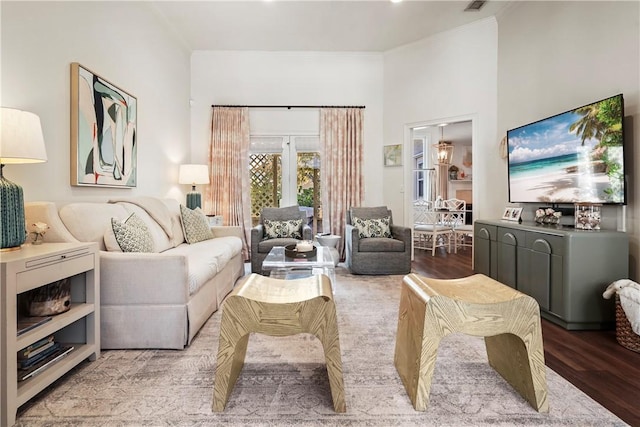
[
  {"xmin": 111, "ymin": 213, "xmax": 154, "ymax": 252},
  {"xmin": 352, "ymin": 216, "xmax": 392, "ymax": 238},
  {"xmin": 180, "ymin": 205, "xmax": 214, "ymax": 244},
  {"xmin": 263, "ymin": 218, "xmax": 303, "ymax": 240}
]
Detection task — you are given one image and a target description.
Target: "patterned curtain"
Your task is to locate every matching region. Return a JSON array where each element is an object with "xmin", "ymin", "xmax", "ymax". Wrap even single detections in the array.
[
  {"xmin": 320, "ymin": 108, "xmax": 364, "ymax": 259},
  {"xmin": 205, "ymin": 107, "xmax": 251, "ymax": 260}
]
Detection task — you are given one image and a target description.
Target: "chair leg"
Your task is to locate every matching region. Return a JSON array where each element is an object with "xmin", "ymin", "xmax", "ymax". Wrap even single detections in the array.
[
  {"xmin": 394, "ymin": 284, "xmax": 443, "ymax": 411},
  {"xmin": 212, "ymin": 302, "xmax": 250, "ymax": 412},
  {"xmin": 313, "ymin": 302, "xmax": 346, "ymax": 413},
  {"xmin": 485, "ymin": 318, "xmax": 548, "ymax": 412}
]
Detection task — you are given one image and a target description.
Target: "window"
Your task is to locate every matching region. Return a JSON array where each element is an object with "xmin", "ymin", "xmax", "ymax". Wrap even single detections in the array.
[{"xmin": 249, "ymin": 135, "xmax": 322, "ymax": 234}]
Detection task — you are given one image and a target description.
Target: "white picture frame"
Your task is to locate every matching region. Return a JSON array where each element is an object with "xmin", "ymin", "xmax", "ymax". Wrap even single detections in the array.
[{"xmin": 502, "ymin": 207, "xmax": 522, "ymax": 222}]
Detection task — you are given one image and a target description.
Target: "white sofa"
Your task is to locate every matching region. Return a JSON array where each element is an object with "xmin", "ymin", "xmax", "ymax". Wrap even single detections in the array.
[{"xmin": 25, "ymin": 197, "xmax": 245, "ymax": 350}]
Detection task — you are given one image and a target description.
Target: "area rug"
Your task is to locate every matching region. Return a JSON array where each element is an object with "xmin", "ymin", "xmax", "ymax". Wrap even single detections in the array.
[{"xmin": 16, "ymin": 270, "xmax": 627, "ymax": 426}]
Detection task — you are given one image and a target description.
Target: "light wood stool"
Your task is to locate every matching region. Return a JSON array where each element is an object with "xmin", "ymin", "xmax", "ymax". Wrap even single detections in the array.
[
  {"xmin": 394, "ymin": 273, "xmax": 549, "ymax": 412},
  {"xmin": 212, "ymin": 273, "xmax": 346, "ymax": 412}
]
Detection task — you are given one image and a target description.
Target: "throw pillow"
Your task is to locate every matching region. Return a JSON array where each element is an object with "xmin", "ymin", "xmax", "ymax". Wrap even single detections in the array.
[
  {"xmin": 180, "ymin": 205, "xmax": 214, "ymax": 244},
  {"xmin": 111, "ymin": 213, "xmax": 154, "ymax": 252},
  {"xmin": 263, "ymin": 218, "xmax": 303, "ymax": 240},
  {"xmin": 352, "ymin": 216, "xmax": 392, "ymax": 238}
]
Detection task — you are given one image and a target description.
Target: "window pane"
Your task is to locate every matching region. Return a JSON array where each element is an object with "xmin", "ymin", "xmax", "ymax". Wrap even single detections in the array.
[
  {"xmin": 249, "ymin": 153, "xmax": 281, "ymax": 225},
  {"xmin": 297, "ymin": 152, "xmax": 321, "ymax": 235}
]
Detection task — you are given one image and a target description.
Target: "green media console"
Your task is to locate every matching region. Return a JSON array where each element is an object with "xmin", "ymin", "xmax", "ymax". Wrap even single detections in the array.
[{"xmin": 473, "ymin": 220, "xmax": 629, "ymax": 330}]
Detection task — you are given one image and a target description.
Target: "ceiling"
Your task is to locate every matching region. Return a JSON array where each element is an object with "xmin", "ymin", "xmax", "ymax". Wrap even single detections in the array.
[
  {"xmin": 150, "ymin": 1, "xmax": 511, "ymax": 52},
  {"xmin": 413, "ymin": 121, "xmax": 472, "ymax": 145}
]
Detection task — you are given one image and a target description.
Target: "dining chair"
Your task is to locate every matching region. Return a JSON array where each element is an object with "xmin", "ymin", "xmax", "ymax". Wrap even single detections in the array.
[
  {"xmin": 413, "ymin": 199, "xmax": 452, "ymax": 257},
  {"xmin": 443, "ymin": 198, "xmax": 473, "ymax": 253}
]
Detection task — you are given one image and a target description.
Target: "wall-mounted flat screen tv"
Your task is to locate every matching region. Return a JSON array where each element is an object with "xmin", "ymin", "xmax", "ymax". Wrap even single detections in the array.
[{"xmin": 507, "ymin": 94, "xmax": 625, "ymax": 205}]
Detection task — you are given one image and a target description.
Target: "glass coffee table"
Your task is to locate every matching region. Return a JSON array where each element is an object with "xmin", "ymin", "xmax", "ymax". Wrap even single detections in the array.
[{"xmin": 262, "ymin": 246, "xmax": 336, "ymax": 284}]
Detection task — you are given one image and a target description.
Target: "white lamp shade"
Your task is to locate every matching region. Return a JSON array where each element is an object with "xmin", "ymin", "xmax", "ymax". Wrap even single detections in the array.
[
  {"xmin": 0, "ymin": 108, "xmax": 48, "ymax": 164},
  {"xmin": 179, "ymin": 164, "xmax": 209, "ymax": 185}
]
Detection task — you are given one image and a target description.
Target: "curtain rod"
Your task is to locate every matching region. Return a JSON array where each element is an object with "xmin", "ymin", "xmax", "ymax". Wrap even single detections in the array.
[{"xmin": 211, "ymin": 105, "xmax": 365, "ymax": 109}]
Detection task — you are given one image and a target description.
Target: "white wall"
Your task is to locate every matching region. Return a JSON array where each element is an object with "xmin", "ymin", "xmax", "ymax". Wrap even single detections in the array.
[
  {"xmin": 497, "ymin": 1, "xmax": 640, "ymax": 279},
  {"xmin": 190, "ymin": 51, "xmax": 384, "ymax": 205},
  {"xmin": 1, "ymin": 2, "xmax": 191, "ymax": 203},
  {"xmin": 383, "ymin": 18, "xmax": 499, "ymax": 226}
]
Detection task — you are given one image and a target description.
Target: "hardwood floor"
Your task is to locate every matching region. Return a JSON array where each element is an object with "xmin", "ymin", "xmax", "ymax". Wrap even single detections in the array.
[{"xmin": 412, "ymin": 247, "xmax": 640, "ymax": 426}]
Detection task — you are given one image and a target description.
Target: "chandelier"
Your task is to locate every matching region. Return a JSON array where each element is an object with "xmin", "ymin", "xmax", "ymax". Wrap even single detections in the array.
[{"xmin": 432, "ymin": 125, "xmax": 454, "ymax": 165}]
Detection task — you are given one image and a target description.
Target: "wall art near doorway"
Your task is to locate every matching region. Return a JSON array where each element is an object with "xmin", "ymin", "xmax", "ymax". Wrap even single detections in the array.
[
  {"xmin": 383, "ymin": 144, "xmax": 402, "ymax": 166},
  {"xmin": 70, "ymin": 63, "xmax": 137, "ymax": 187}
]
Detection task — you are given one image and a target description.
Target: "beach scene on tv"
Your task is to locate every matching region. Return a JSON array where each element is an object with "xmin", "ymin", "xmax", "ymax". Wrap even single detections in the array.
[{"xmin": 508, "ymin": 95, "xmax": 624, "ymax": 204}]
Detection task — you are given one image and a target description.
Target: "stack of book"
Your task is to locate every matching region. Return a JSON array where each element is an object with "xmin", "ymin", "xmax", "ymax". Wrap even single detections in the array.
[{"xmin": 17, "ymin": 335, "xmax": 74, "ymax": 381}]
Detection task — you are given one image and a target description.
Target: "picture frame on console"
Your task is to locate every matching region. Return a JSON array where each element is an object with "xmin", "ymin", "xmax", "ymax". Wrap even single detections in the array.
[
  {"xmin": 70, "ymin": 62, "xmax": 138, "ymax": 188},
  {"xmin": 502, "ymin": 207, "xmax": 522, "ymax": 222}
]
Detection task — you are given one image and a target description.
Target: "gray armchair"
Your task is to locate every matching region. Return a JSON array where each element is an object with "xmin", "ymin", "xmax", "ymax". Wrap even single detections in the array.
[
  {"xmin": 251, "ymin": 205, "xmax": 313, "ymax": 274},
  {"xmin": 345, "ymin": 206, "xmax": 411, "ymax": 275}
]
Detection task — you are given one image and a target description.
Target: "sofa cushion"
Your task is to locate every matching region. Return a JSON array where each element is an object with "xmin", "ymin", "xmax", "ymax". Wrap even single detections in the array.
[
  {"xmin": 162, "ymin": 198, "xmax": 186, "ymax": 247},
  {"xmin": 117, "ymin": 203, "xmax": 174, "ymax": 253},
  {"xmin": 180, "ymin": 205, "xmax": 214, "ymax": 244},
  {"xmin": 169, "ymin": 236, "xmax": 243, "ymax": 295},
  {"xmin": 110, "ymin": 213, "xmax": 154, "ymax": 253},
  {"xmin": 352, "ymin": 216, "xmax": 392, "ymax": 238},
  {"xmin": 359, "ymin": 237, "xmax": 405, "ymax": 252},
  {"xmin": 263, "ymin": 218, "xmax": 303, "ymax": 239}
]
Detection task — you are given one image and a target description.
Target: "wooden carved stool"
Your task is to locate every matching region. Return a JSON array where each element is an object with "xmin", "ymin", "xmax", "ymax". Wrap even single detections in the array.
[
  {"xmin": 394, "ymin": 273, "xmax": 549, "ymax": 412},
  {"xmin": 212, "ymin": 273, "xmax": 346, "ymax": 412}
]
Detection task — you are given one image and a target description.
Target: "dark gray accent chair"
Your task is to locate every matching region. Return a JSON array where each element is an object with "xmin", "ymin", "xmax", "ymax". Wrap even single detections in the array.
[
  {"xmin": 345, "ymin": 206, "xmax": 412, "ymax": 275},
  {"xmin": 251, "ymin": 205, "xmax": 313, "ymax": 274}
]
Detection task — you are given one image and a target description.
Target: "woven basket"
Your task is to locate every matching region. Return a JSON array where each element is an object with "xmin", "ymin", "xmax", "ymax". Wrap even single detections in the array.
[{"xmin": 615, "ymin": 294, "xmax": 640, "ymax": 353}]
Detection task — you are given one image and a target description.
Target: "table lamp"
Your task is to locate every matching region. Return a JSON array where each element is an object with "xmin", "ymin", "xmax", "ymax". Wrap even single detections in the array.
[
  {"xmin": 0, "ymin": 108, "xmax": 48, "ymax": 251},
  {"xmin": 178, "ymin": 164, "xmax": 209, "ymax": 209}
]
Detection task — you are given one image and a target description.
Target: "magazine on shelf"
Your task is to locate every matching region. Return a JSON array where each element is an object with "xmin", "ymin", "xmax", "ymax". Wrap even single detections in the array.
[
  {"xmin": 17, "ymin": 335, "xmax": 54, "ymax": 359},
  {"xmin": 18, "ymin": 340, "xmax": 56, "ymax": 361},
  {"xmin": 17, "ymin": 316, "xmax": 52, "ymax": 336},
  {"xmin": 18, "ymin": 345, "xmax": 74, "ymax": 382},
  {"xmin": 19, "ymin": 343, "xmax": 62, "ymax": 369}
]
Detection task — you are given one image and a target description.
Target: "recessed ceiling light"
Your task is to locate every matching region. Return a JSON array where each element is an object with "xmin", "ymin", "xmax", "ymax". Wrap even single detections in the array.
[{"xmin": 390, "ymin": 0, "xmax": 403, "ymax": 3}]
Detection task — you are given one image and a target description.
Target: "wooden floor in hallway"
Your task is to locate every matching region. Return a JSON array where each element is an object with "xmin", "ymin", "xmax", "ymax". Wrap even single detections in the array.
[{"xmin": 412, "ymin": 247, "xmax": 640, "ymax": 426}]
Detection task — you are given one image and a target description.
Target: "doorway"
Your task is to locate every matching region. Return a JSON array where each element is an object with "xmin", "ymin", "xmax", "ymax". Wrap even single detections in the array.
[
  {"xmin": 249, "ymin": 135, "xmax": 322, "ymax": 234},
  {"xmin": 405, "ymin": 119, "xmax": 474, "ymax": 227}
]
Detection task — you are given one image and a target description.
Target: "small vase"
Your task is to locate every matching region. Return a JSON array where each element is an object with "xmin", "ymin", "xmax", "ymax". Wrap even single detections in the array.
[{"xmin": 33, "ymin": 233, "xmax": 44, "ymax": 245}]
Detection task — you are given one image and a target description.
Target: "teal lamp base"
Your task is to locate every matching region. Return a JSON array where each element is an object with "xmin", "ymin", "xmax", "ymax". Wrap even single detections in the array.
[
  {"xmin": 186, "ymin": 191, "xmax": 202, "ymax": 210},
  {"xmin": 0, "ymin": 168, "xmax": 27, "ymax": 251}
]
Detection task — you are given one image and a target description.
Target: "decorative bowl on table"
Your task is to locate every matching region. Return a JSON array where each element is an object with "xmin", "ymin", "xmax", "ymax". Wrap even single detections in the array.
[{"xmin": 284, "ymin": 243, "xmax": 317, "ymax": 259}]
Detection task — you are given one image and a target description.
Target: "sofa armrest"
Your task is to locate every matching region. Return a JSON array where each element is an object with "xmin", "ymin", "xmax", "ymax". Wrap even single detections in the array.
[
  {"xmin": 211, "ymin": 225, "xmax": 242, "ymax": 239},
  {"xmin": 391, "ymin": 224, "xmax": 412, "ymax": 246},
  {"xmin": 345, "ymin": 224, "xmax": 360, "ymax": 268},
  {"xmin": 100, "ymin": 251, "xmax": 189, "ymax": 305},
  {"xmin": 25, "ymin": 201, "xmax": 79, "ymax": 243},
  {"xmin": 251, "ymin": 224, "xmax": 265, "ymax": 246}
]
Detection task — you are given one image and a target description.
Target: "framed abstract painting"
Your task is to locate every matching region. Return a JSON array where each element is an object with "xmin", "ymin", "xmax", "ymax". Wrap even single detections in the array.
[
  {"xmin": 70, "ymin": 63, "xmax": 137, "ymax": 187},
  {"xmin": 383, "ymin": 144, "xmax": 402, "ymax": 166}
]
